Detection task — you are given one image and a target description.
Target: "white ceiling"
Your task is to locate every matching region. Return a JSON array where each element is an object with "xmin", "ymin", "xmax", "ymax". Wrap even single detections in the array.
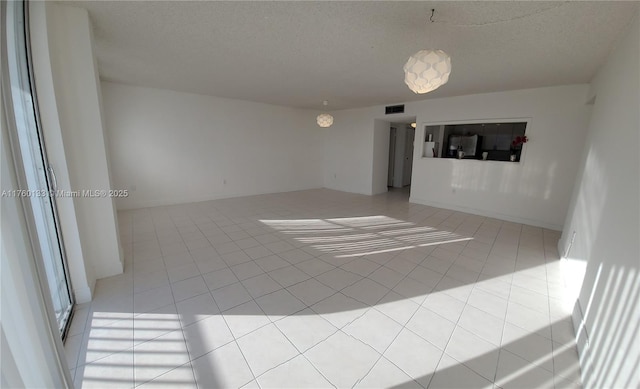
[{"xmin": 64, "ymin": 1, "xmax": 638, "ymax": 110}]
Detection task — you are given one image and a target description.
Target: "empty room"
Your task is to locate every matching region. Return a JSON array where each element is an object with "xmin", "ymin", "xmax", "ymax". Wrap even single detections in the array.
[{"xmin": 1, "ymin": 1, "xmax": 638, "ymax": 388}]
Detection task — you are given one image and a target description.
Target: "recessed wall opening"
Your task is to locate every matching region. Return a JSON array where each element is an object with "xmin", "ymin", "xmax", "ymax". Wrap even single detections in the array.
[
  {"xmin": 423, "ymin": 120, "xmax": 529, "ymax": 162},
  {"xmin": 388, "ymin": 122, "xmax": 415, "ymax": 190},
  {"xmin": 372, "ymin": 117, "xmax": 416, "ymax": 200}
]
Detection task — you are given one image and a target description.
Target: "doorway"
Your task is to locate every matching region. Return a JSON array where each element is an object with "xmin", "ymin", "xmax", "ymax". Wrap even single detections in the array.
[{"xmin": 387, "ymin": 121, "xmax": 416, "ymax": 190}]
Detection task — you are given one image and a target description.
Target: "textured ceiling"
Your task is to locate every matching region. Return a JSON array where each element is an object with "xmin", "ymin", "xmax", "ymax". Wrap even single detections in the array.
[{"xmin": 63, "ymin": 1, "xmax": 638, "ymax": 110}]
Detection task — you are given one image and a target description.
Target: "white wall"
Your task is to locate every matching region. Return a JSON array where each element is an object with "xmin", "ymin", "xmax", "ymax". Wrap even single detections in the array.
[
  {"xmin": 410, "ymin": 85, "xmax": 591, "ymax": 230},
  {"xmin": 29, "ymin": 2, "xmax": 94, "ymax": 302},
  {"xmin": 323, "ymin": 105, "xmax": 379, "ymax": 195},
  {"xmin": 323, "ymin": 85, "xmax": 591, "ymax": 230},
  {"xmin": 101, "ymin": 82, "xmax": 324, "ymax": 209},
  {"xmin": 560, "ymin": 13, "xmax": 639, "ymax": 388},
  {"xmin": 30, "ymin": 2, "xmax": 123, "ymax": 286},
  {"xmin": 371, "ymin": 119, "xmax": 390, "ymax": 195}
]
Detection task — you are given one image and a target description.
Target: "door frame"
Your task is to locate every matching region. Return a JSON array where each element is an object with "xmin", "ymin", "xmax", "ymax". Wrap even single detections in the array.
[
  {"xmin": 402, "ymin": 127, "xmax": 415, "ymax": 187},
  {"xmin": 387, "ymin": 127, "xmax": 397, "ymax": 187}
]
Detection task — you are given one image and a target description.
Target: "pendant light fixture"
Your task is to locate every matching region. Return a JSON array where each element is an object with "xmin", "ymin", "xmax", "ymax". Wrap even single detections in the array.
[
  {"xmin": 316, "ymin": 100, "xmax": 334, "ymax": 128},
  {"xmin": 403, "ymin": 9, "xmax": 452, "ymax": 94}
]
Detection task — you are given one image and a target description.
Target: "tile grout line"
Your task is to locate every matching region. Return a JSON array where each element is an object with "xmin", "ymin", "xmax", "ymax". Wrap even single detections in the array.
[
  {"xmin": 82, "ymin": 191, "xmax": 573, "ymax": 389},
  {"xmin": 351, "ymin": 239, "xmax": 449, "ymax": 389},
  {"xmin": 492, "ymin": 222, "xmax": 523, "ymax": 387},
  {"xmin": 543, "ymin": 227, "xmax": 560, "ymax": 389},
  {"xmin": 357, "ymin": 214, "xmax": 483, "ymax": 388},
  {"xmin": 421, "ymin": 219, "xmax": 499, "ymax": 388}
]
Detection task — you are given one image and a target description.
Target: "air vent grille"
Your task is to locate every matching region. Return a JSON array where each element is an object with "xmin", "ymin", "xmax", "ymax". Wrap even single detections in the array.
[{"xmin": 385, "ymin": 105, "xmax": 405, "ymax": 115}]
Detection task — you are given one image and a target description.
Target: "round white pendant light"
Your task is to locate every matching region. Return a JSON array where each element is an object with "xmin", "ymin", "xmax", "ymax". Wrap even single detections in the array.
[
  {"xmin": 316, "ymin": 113, "xmax": 334, "ymax": 128},
  {"xmin": 403, "ymin": 49, "xmax": 451, "ymax": 94},
  {"xmin": 316, "ymin": 100, "xmax": 333, "ymax": 128}
]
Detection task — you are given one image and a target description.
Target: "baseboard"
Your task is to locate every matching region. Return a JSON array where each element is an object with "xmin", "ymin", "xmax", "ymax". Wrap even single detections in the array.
[{"xmin": 409, "ymin": 196, "xmax": 563, "ymax": 230}]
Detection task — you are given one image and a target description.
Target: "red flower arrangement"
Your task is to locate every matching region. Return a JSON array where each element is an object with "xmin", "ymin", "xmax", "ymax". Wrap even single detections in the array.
[
  {"xmin": 511, "ymin": 135, "xmax": 529, "ymax": 149},
  {"xmin": 511, "ymin": 135, "xmax": 528, "ymax": 148},
  {"xmin": 509, "ymin": 135, "xmax": 528, "ymax": 161}
]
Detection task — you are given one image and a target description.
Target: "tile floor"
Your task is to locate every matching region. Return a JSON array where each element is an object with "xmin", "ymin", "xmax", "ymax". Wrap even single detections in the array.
[{"xmin": 65, "ymin": 189, "xmax": 582, "ymax": 388}]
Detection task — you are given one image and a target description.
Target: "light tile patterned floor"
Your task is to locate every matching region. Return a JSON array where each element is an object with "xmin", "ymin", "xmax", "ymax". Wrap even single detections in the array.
[{"xmin": 65, "ymin": 189, "xmax": 582, "ymax": 388}]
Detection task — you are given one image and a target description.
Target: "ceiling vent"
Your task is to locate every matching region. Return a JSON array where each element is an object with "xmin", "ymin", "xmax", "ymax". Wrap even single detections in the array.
[{"xmin": 385, "ymin": 104, "xmax": 405, "ymax": 115}]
